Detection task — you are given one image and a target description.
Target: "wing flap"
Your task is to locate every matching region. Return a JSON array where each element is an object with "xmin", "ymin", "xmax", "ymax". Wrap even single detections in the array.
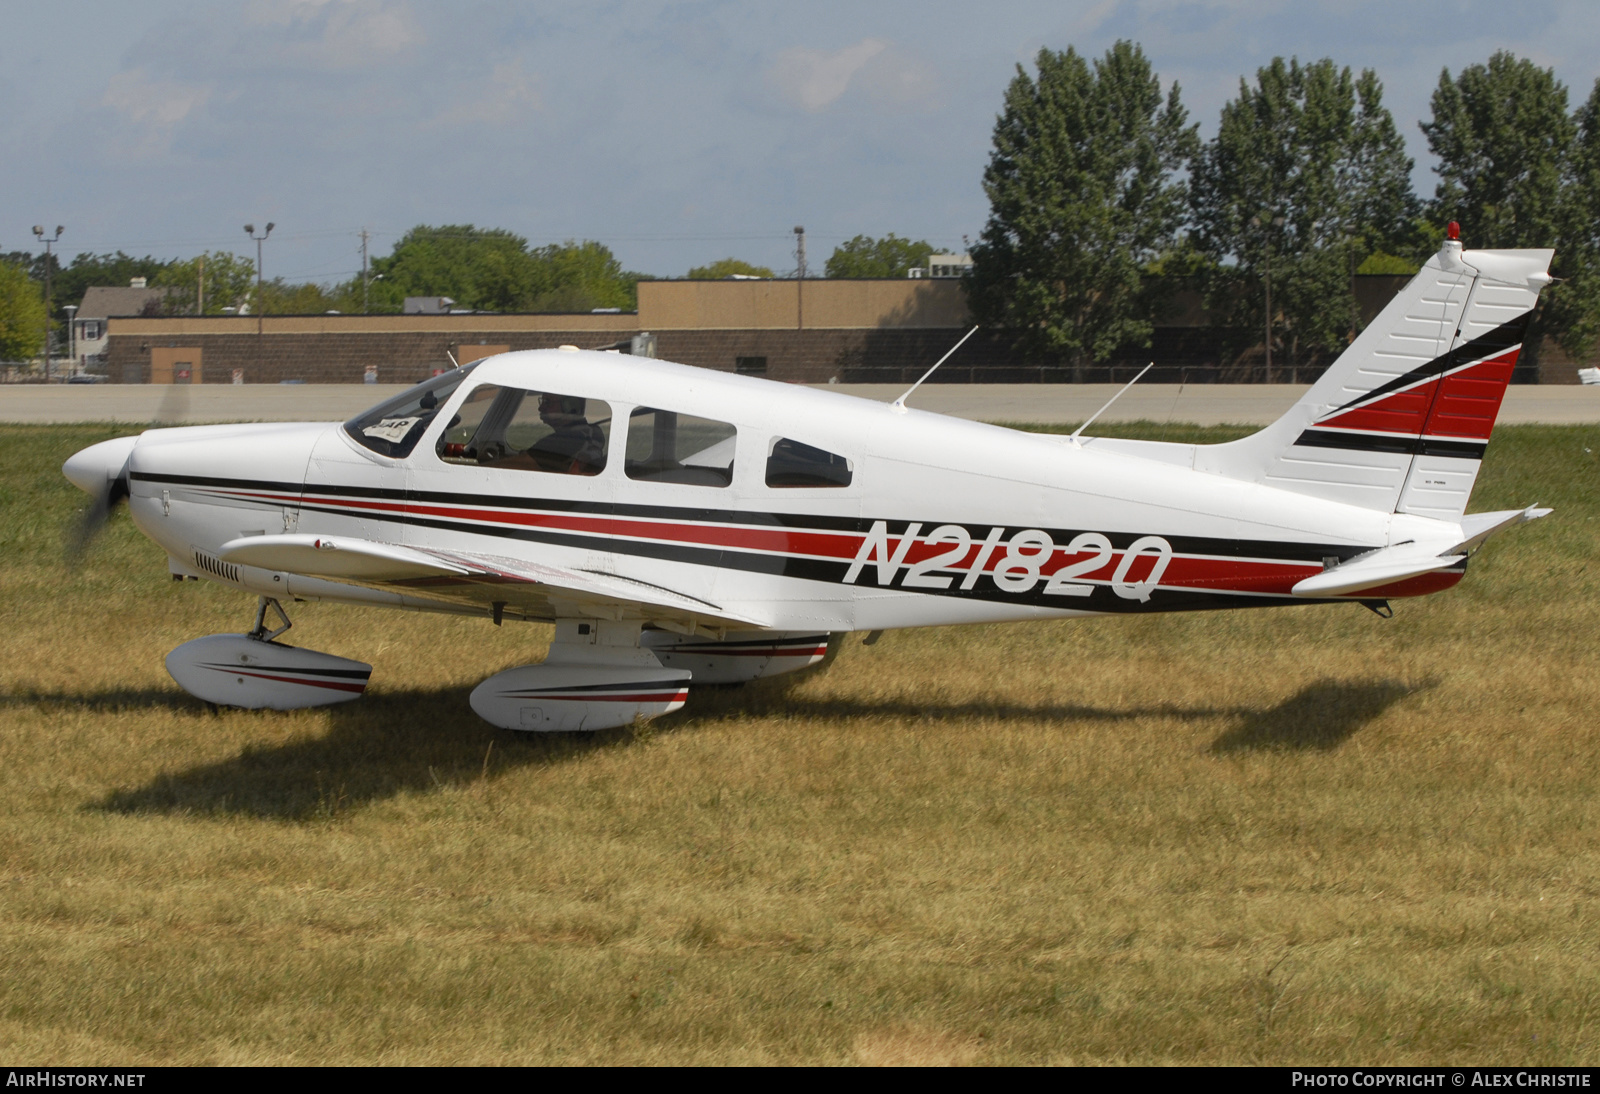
[
  {"xmin": 217, "ymin": 534, "xmax": 764, "ymax": 628},
  {"xmin": 219, "ymin": 534, "xmax": 470, "ymax": 581}
]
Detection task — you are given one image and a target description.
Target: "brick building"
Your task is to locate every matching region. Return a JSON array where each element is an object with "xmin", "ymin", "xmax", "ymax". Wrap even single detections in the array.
[{"xmin": 102, "ymin": 275, "xmax": 1589, "ymax": 385}]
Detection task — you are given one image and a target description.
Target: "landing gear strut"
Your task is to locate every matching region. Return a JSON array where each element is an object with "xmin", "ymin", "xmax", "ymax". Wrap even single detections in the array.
[{"xmin": 249, "ymin": 596, "xmax": 293, "ymax": 642}]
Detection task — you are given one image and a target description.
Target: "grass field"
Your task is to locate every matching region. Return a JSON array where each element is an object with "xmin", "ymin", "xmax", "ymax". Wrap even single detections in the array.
[{"xmin": 1, "ymin": 421, "xmax": 1597, "ymax": 1065}]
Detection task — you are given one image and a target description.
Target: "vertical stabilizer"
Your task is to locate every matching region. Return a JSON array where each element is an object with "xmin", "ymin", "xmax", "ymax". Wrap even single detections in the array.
[{"xmin": 1198, "ymin": 237, "xmax": 1553, "ymax": 519}]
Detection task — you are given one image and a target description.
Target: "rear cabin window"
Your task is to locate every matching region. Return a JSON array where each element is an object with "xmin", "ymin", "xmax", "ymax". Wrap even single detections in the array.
[
  {"xmin": 765, "ymin": 437, "xmax": 853, "ymax": 488},
  {"xmin": 436, "ymin": 385, "xmax": 610, "ymax": 476},
  {"xmin": 344, "ymin": 364, "xmax": 477, "ymax": 458},
  {"xmin": 625, "ymin": 408, "xmax": 735, "ymax": 487}
]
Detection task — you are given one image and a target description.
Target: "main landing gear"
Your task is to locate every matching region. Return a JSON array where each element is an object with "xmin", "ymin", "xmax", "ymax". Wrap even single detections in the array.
[
  {"xmin": 164, "ymin": 597, "xmax": 373, "ymax": 710},
  {"xmin": 162, "ymin": 596, "xmax": 837, "ymax": 729}
]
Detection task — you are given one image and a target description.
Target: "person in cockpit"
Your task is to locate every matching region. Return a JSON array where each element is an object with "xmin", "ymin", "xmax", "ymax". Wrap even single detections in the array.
[{"xmin": 525, "ymin": 392, "xmax": 606, "ymax": 474}]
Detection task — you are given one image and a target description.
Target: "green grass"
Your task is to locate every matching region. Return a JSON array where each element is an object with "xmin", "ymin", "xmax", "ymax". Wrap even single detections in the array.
[{"xmin": 1, "ymin": 422, "xmax": 1597, "ymax": 1064}]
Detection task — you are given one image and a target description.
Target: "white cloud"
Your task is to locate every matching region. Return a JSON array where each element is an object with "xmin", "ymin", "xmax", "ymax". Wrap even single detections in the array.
[
  {"xmin": 100, "ymin": 68, "xmax": 210, "ymax": 127},
  {"xmin": 768, "ymin": 38, "xmax": 888, "ymax": 111},
  {"xmin": 450, "ymin": 59, "xmax": 543, "ymax": 126},
  {"xmin": 244, "ymin": 0, "xmax": 424, "ymax": 69}
]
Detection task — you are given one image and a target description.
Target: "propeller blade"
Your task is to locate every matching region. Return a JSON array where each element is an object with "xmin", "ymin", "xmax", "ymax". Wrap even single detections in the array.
[
  {"xmin": 67, "ymin": 472, "xmax": 129, "ymax": 561},
  {"xmin": 152, "ymin": 378, "xmax": 190, "ymax": 426}
]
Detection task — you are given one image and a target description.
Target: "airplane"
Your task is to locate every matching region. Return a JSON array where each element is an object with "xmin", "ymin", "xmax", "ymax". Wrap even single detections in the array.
[{"xmin": 63, "ymin": 228, "xmax": 1557, "ymax": 732}]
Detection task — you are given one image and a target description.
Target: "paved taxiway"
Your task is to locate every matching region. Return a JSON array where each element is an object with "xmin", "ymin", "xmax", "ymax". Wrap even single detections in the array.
[{"xmin": 3, "ymin": 382, "xmax": 1597, "ymax": 426}]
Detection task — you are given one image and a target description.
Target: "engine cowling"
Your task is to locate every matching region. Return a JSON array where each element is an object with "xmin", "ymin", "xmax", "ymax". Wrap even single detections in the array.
[
  {"xmin": 641, "ymin": 630, "xmax": 835, "ymax": 684},
  {"xmin": 165, "ymin": 634, "xmax": 372, "ymax": 709},
  {"xmin": 470, "ymin": 663, "xmax": 692, "ymax": 732}
]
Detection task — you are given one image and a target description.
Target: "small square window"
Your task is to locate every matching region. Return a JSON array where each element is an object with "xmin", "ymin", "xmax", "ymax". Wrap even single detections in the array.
[{"xmin": 735, "ymin": 356, "xmax": 767, "ymax": 376}]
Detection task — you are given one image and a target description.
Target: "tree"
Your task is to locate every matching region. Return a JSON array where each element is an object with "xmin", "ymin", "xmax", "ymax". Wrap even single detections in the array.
[
  {"xmin": 1550, "ymin": 77, "xmax": 1600, "ymax": 358},
  {"xmin": 154, "ymin": 252, "xmax": 258, "ymax": 315},
  {"xmin": 1191, "ymin": 58, "xmax": 1420, "ymax": 373},
  {"xmin": 370, "ymin": 227, "xmax": 647, "ymax": 312},
  {"xmin": 0, "ymin": 259, "xmax": 46, "ymax": 362},
  {"xmin": 824, "ymin": 235, "xmax": 932, "ymax": 279},
  {"xmin": 372, "ymin": 225, "xmax": 537, "ymax": 312},
  {"xmin": 1421, "ymin": 52, "xmax": 1572, "ymax": 249},
  {"xmin": 1422, "ymin": 53, "xmax": 1592, "ymax": 367},
  {"xmin": 967, "ymin": 42, "xmax": 1198, "ymax": 379},
  {"xmin": 687, "ymin": 258, "xmax": 774, "ymax": 279},
  {"xmin": 526, "ymin": 240, "xmax": 642, "ymax": 311}
]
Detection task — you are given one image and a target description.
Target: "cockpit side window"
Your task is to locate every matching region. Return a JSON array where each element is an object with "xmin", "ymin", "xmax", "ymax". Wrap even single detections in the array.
[
  {"xmin": 625, "ymin": 408, "xmax": 735, "ymax": 487},
  {"xmin": 436, "ymin": 384, "xmax": 610, "ymax": 476},
  {"xmin": 765, "ymin": 437, "xmax": 853, "ymax": 488},
  {"xmin": 344, "ymin": 365, "xmax": 478, "ymax": 458}
]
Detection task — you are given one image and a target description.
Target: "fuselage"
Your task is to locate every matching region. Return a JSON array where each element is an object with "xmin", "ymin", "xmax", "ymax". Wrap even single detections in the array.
[{"xmin": 118, "ymin": 349, "xmax": 1465, "ymax": 633}]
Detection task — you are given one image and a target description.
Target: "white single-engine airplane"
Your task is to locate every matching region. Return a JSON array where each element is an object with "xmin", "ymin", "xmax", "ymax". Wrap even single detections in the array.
[{"xmin": 65, "ymin": 233, "xmax": 1556, "ymax": 731}]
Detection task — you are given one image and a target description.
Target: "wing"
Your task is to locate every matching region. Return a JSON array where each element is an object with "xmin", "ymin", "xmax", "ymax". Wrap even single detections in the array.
[{"xmin": 217, "ymin": 533, "xmax": 765, "ymax": 631}]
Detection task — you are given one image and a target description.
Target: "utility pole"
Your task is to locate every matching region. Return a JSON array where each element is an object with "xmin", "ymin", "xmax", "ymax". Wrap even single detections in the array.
[
  {"xmin": 64, "ymin": 304, "xmax": 77, "ymax": 377},
  {"xmin": 32, "ymin": 225, "xmax": 62, "ymax": 381},
  {"xmin": 197, "ymin": 254, "xmax": 205, "ymax": 316},
  {"xmin": 793, "ymin": 225, "xmax": 806, "ymax": 330},
  {"xmin": 245, "ymin": 222, "xmax": 274, "ymax": 337},
  {"xmin": 361, "ymin": 228, "xmax": 370, "ymax": 314},
  {"xmin": 1251, "ymin": 213, "xmax": 1283, "ymax": 382}
]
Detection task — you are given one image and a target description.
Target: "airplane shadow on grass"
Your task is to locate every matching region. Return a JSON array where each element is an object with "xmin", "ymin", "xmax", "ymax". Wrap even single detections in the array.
[{"xmin": 54, "ymin": 675, "xmax": 1427, "ymax": 822}]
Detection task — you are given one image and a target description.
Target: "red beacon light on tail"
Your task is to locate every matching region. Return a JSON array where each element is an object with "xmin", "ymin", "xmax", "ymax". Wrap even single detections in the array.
[{"xmin": 1447, "ymin": 221, "xmax": 1461, "ymax": 241}]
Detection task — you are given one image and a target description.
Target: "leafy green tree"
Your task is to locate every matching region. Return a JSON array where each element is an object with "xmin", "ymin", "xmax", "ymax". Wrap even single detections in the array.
[
  {"xmin": 824, "ymin": 236, "xmax": 932, "ymax": 279},
  {"xmin": 0, "ymin": 259, "xmax": 46, "ymax": 362},
  {"xmin": 372, "ymin": 225, "xmax": 537, "ymax": 312},
  {"xmin": 967, "ymin": 41, "xmax": 1198, "ymax": 379},
  {"xmin": 1192, "ymin": 58, "xmax": 1419, "ymax": 373},
  {"xmin": 370, "ymin": 227, "xmax": 646, "ymax": 312},
  {"xmin": 526, "ymin": 240, "xmax": 642, "ymax": 311},
  {"xmin": 1421, "ymin": 52, "xmax": 1572, "ymax": 249},
  {"xmin": 687, "ymin": 258, "xmax": 775, "ymax": 279},
  {"xmin": 1423, "ymin": 53, "xmax": 1594, "ymax": 367},
  {"xmin": 154, "ymin": 252, "xmax": 257, "ymax": 315},
  {"xmin": 1550, "ymin": 78, "xmax": 1600, "ymax": 358}
]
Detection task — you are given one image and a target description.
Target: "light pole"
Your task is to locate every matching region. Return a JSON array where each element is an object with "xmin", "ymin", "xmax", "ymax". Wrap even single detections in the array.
[
  {"xmin": 64, "ymin": 304, "xmax": 78, "ymax": 377},
  {"xmin": 244, "ymin": 222, "xmax": 274, "ymax": 337},
  {"xmin": 32, "ymin": 225, "xmax": 62, "ymax": 381},
  {"xmin": 1250, "ymin": 213, "xmax": 1284, "ymax": 381},
  {"xmin": 793, "ymin": 225, "xmax": 806, "ymax": 331}
]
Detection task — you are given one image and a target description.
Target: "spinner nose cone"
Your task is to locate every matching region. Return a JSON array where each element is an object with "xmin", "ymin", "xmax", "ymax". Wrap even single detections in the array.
[{"xmin": 63, "ymin": 435, "xmax": 139, "ymax": 494}]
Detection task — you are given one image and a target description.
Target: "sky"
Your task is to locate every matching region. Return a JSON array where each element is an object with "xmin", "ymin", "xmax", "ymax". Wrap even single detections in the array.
[{"xmin": 3, "ymin": 0, "xmax": 1598, "ymax": 287}]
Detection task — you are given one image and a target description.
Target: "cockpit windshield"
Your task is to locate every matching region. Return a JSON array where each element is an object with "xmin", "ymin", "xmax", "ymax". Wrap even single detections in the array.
[{"xmin": 343, "ymin": 364, "xmax": 479, "ymax": 458}]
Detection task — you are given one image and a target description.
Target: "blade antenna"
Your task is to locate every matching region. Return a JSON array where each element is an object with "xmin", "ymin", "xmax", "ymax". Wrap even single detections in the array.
[
  {"xmin": 891, "ymin": 326, "xmax": 979, "ymax": 412},
  {"xmin": 1069, "ymin": 361, "xmax": 1154, "ymax": 447},
  {"xmin": 445, "ymin": 349, "xmax": 461, "ymax": 369}
]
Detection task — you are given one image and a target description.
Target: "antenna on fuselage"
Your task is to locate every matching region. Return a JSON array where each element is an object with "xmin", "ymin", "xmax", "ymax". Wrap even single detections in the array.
[
  {"xmin": 445, "ymin": 349, "xmax": 460, "ymax": 369},
  {"xmin": 890, "ymin": 325, "xmax": 979, "ymax": 413},
  {"xmin": 1068, "ymin": 361, "xmax": 1154, "ymax": 447}
]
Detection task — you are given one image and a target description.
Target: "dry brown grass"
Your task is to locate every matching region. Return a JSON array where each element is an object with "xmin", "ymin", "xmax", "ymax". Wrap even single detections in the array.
[{"xmin": 1, "ymin": 423, "xmax": 1597, "ymax": 1065}]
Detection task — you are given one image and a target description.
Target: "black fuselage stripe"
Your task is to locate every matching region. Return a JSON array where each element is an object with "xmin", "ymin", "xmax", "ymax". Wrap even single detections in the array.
[
  {"xmin": 138, "ymin": 471, "xmax": 1361, "ymax": 565},
  {"xmin": 290, "ymin": 501, "xmax": 1344, "ymax": 614},
  {"xmin": 1294, "ymin": 429, "xmax": 1487, "ymax": 460}
]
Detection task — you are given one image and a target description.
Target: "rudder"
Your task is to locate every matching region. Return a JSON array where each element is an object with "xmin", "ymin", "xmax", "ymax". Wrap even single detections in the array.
[{"xmin": 1200, "ymin": 234, "xmax": 1553, "ymax": 519}]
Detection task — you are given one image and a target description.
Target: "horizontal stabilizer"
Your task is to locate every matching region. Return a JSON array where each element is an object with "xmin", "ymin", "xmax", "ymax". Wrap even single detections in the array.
[
  {"xmin": 1292, "ymin": 544, "xmax": 1465, "ymax": 598},
  {"xmin": 1447, "ymin": 505, "xmax": 1551, "ymax": 554}
]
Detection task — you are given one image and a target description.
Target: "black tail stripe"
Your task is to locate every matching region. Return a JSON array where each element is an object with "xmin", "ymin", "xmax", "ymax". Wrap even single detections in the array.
[
  {"xmin": 1294, "ymin": 429, "xmax": 1486, "ymax": 460},
  {"xmin": 1325, "ymin": 312, "xmax": 1530, "ymax": 417}
]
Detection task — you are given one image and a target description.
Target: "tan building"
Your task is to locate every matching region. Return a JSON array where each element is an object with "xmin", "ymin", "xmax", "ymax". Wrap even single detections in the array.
[
  {"xmin": 105, "ymin": 279, "xmax": 979, "ymax": 386},
  {"xmin": 100, "ymin": 273, "xmax": 1586, "ymax": 385}
]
